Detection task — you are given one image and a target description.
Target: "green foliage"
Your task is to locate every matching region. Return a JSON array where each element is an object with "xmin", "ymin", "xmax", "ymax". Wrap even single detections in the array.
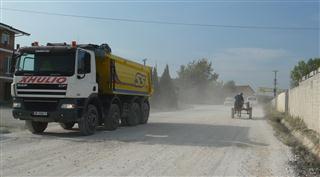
[
  {"xmin": 150, "ymin": 67, "xmax": 160, "ymax": 106},
  {"xmin": 290, "ymin": 58, "xmax": 320, "ymax": 87},
  {"xmin": 176, "ymin": 58, "xmax": 222, "ymax": 104},
  {"xmin": 159, "ymin": 65, "xmax": 178, "ymax": 108},
  {"xmin": 307, "ymin": 58, "xmax": 320, "ymax": 71},
  {"xmin": 177, "ymin": 58, "xmax": 219, "ymax": 89}
]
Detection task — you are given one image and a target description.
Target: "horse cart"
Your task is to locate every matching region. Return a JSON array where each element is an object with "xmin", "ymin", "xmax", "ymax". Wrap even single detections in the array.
[{"xmin": 231, "ymin": 102, "xmax": 252, "ymax": 119}]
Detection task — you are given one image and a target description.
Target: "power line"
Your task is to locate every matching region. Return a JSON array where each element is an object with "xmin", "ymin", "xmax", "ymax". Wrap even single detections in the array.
[
  {"xmin": 2, "ymin": 0, "xmax": 319, "ymax": 2},
  {"xmin": 3, "ymin": 1, "xmax": 319, "ymax": 7},
  {"xmin": 218, "ymin": 70, "xmax": 282, "ymax": 73},
  {"xmin": 2, "ymin": 7, "xmax": 319, "ymax": 31}
]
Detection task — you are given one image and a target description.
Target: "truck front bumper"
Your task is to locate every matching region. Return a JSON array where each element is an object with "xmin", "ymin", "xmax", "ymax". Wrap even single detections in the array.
[{"xmin": 12, "ymin": 98, "xmax": 84, "ymax": 123}]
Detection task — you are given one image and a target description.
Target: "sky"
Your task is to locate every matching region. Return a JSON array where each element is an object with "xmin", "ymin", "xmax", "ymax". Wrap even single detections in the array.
[{"xmin": 0, "ymin": 0, "xmax": 319, "ymax": 90}]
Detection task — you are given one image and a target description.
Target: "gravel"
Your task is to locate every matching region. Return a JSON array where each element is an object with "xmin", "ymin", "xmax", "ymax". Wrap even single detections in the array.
[{"xmin": 0, "ymin": 105, "xmax": 295, "ymax": 176}]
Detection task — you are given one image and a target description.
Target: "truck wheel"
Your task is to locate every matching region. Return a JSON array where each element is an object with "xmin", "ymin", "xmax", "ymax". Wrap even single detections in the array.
[
  {"xmin": 231, "ymin": 108, "xmax": 234, "ymax": 118},
  {"xmin": 25, "ymin": 120, "xmax": 48, "ymax": 134},
  {"xmin": 78, "ymin": 104, "xmax": 98, "ymax": 135},
  {"xmin": 104, "ymin": 104, "xmax": 120, "ymax": 130},
  {"xmin": 249, "ymin": 109, "xmax": 253, "ymax": 119},
  {"xmin": 59, "ymin": 122, "xmax": 75, "ymax": 130},
  {"xmin": 127, "ymin": 102, "xmax": 141, "ymax": 126},
  {"xmin": 140, "ymin": 101, "xmax": 150, "ymax": 124},
  {"xmin": 120, "ymin": 117, "xmax": 128, "ymax": 126}
]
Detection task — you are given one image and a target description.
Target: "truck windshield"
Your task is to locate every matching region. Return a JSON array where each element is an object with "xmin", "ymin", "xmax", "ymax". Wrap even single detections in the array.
[{"xmin": 15, "ymin": 52, "xmax": 75, "ymax": 76}]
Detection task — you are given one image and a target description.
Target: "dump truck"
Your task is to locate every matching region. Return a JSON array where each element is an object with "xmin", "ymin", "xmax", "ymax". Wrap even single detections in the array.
[{"xmin": 11, "ymin": 42, "xmax": 152, "ymax": 135}]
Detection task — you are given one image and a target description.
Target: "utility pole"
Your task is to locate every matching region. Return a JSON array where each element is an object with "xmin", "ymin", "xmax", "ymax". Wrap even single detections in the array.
[
  {"xmin": 273, "ymin": 70, "xmax": 278, "ymax": 98},
  {"xmin": 142, "ymin": 58, "xmax": 147, "ymax": 66}
]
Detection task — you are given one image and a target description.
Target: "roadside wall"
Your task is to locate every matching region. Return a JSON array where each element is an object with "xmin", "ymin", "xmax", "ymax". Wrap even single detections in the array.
[
  {"xmin": 288, "ymin": 71, "xmax": 320, "ymax": 133},
  {"xmin": 273, "ymin": 68, "xmax": 320, "ymax": 134},
  {"xmin": 275, "ymin": 92, "xmax": 286, "ymax": 113}
]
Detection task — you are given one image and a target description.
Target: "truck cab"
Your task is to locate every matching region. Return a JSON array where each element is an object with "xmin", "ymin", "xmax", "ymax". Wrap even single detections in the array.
[{"xmin": 11, "ymin": 42, "xmax": 152, "ymax": 135}]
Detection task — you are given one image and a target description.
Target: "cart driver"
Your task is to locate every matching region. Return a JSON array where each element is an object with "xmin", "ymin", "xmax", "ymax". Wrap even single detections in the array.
[{"xmin": 234, "ymin": 92, "xmax": 244, "ymax": 109}]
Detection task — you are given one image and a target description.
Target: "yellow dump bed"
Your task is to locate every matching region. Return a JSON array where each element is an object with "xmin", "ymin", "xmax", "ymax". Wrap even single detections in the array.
[{"xmin": 96, "ymin": 53, "xmax": 153, "ymax": 96}]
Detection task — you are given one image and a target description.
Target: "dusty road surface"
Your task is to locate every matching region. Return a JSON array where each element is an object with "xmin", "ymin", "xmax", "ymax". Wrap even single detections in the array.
[{"xmin": 1, "ymin": 105, "xmax": 295, "ymax": 176}]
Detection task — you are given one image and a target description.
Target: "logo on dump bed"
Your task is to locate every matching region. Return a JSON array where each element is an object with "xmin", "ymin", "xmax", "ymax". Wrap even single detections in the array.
[
  {"xmin": 18, "ymin": 76, "xmax": 67, "ymax": 84},
  {"xmin": 134, "ymin": 73, "xmax": 146, "ymax": 87}
]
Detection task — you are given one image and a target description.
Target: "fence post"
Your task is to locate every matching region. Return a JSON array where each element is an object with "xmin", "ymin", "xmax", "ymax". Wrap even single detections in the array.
[{"xmin": 285, "ymin": 90, "xmax": 289, "ymax": 115}]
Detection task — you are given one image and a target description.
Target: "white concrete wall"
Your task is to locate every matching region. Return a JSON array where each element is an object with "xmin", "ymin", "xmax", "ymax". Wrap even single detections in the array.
[
  {"xmin": 288, "ymin": 72, "xmax": 320, "ymax": 133},
  {"xmin": 276, "ymin": 92, "xmax": 286, "ymax": 113}
]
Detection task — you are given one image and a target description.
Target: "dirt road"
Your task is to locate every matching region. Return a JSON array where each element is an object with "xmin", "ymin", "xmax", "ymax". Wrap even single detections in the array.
[{"xmin": 0, "ymin": 105, "xmax": 295, "ymax": 176}]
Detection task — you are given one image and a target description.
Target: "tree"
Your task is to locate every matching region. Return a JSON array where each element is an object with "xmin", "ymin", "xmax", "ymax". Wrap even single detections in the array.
[
  {"xmin": 176, "ymin": 58, "xmax": 220, "ymax": 103},
  {"xmin": 290, "ymin": 58, "xmax": 320, "ymax": 87},
  {"xmin": 159, "ymin": 64, "xmax": 177, "ymax": 108},
  {"xmin": 307, "ymin": 58, "xmax": 320, "ymax": 71},
  {"xmin": 177, "ymin": 58, "xmax": 219, "ymax": 89},
  {"xmin": 150, "ymin": 67, "xmax": 160, "ymax": 107}
]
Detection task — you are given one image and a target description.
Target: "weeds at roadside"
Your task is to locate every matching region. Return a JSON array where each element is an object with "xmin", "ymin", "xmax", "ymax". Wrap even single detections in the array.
[
  {"xmin": 264, "ymin": 104, "xmax": 320, "ymax": 176},
  {"xmin": 283, "ymin": 115, "xmax": 320, "ymax": 145}
]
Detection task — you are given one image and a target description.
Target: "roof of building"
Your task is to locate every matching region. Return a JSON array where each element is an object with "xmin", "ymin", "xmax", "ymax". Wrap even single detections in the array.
[
  {"xmin": 0, "ymin": 22, "xmax": 30, "ymax": 36},
  {"xmin": 235, "ymin": 85, "xmax": 255, "ymax": 96}
]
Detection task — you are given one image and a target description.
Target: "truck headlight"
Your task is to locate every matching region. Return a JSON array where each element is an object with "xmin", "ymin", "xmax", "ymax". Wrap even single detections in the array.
[
  {"xmin": 61, "ymin": 104, "xmax": 76, "ymax": 109},
  {"xmin": 13, "ymin": 102, "xmax": 21, "ymax": 108}
]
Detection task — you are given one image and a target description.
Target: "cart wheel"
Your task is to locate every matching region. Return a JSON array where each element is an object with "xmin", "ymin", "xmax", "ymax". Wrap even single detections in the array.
[{"xmin": 231, "ymin": 108, "xmax": 234, "ymax": 118}]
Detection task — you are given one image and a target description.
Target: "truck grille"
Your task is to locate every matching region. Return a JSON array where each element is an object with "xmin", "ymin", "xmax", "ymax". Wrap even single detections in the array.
[
  {"xmin": 17, "ymin": 91, "xmax": 66, "ymax": 95},
  {"xmin": 16, "ymin": 84, "xmax": 67, "ymax": 96},
  {"xmin": 17, "ymin": 84, "xmax": 67, "ymax": 90},
  {"xmin": 23, "ymin": 99, "xmax": 59, "ymax": 111}
]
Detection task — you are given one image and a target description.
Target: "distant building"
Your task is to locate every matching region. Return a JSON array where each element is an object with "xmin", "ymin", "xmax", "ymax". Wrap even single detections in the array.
[
  {"xmin": 235, "ymin": 85, "xmax": 255, "ymax": 98},
  {"xmin": 0, "ymin": 23, "xmax": 30, "ymax": 103}
]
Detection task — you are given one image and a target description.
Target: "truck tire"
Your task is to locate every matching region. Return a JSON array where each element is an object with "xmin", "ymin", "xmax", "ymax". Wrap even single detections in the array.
[
  {"xmin": 59, "ymin": 122, "xmax": 75, "ymax": 130},
  {"xmin": 140, "ymin": 101, "xmax": 150, "ymax": 124},
  {"xmin": 121, "ymin": 117, "xmax": 128, "ymax": 126},
  {"xmin": 231, "ymin": 108, "xmax": 234, "ymax": 118},
  {"xmin": 78, "ymin": 104, "xmax": 98, "ymax": 135},
  {"xmin": 104, "ymin": 104, "xmax": 120, "ymax": 130},
  {"xmin": 127, "ymin": 102, "xmax": 141, "ymax": 126},
  {"xmin": 25, "ymin": 120, "xmax": 48, "ymax": 134}
]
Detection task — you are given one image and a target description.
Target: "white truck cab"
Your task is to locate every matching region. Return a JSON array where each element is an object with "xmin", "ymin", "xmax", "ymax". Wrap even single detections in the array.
[
  {"xmin": 11, "ymin": 42, "xmax": 151, "ymax": 135},
  {"xmin": 11, "ymin": 43, "xmax": 100, "ymax": 134}
]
